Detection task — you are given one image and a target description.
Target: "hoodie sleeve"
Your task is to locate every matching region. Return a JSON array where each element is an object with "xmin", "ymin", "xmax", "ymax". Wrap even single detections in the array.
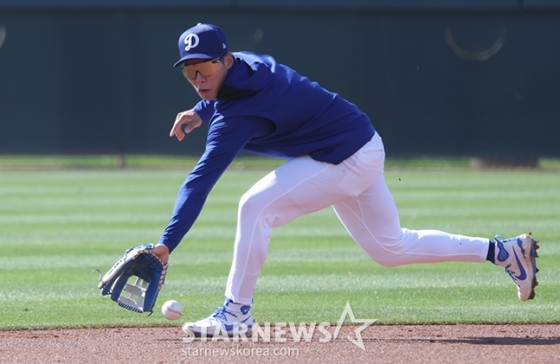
[{"xmin": 158, "ymin": 115, "xmax": 274, "ymax": 252}]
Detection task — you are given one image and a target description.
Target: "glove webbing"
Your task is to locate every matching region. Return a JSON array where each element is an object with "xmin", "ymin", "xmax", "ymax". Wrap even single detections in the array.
[{"xmin": 117, "ymin": 276, "xmax": 149, "ymax": 313}]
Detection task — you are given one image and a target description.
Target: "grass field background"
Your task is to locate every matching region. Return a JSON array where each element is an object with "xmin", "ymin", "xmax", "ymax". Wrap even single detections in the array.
[{"xmin": 1, "ymin": 156, "xmax": 559, "ymax": 330}]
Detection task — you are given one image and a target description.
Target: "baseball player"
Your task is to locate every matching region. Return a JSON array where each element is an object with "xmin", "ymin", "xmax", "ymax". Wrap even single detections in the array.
[{"xmin": 151, "ymin": 23, "xmax": 538, "ymax": 336}]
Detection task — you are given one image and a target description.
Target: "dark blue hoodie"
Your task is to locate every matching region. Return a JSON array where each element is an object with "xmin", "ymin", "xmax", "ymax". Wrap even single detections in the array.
[{"xmin": 160, "ymin": 52, "xmax": 375, "ymax": 251}]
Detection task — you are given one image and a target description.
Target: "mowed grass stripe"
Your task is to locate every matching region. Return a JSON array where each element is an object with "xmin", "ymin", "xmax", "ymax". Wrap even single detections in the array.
[
  {"xmin": 12, "ymin": 221, "xmax": 559, "ymax": 269},
  {"xmin": 4, "ymin": 268, "xmax": 559, "ymax": 307},
  {"xmin": 0, "ymin": 247, "xmax": 367, "ymax": 270}
]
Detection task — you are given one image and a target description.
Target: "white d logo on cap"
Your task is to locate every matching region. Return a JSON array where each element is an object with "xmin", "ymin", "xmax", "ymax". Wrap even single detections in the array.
[{"xmin": 184, "ymin": 34, "xmax": 199, "ymax": 51}]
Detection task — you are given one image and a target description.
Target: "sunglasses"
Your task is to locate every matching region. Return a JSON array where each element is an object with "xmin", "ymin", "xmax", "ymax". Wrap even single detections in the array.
[{"xmin": 181, "ymin": 57, "xmax": 223, "ymax": 79}]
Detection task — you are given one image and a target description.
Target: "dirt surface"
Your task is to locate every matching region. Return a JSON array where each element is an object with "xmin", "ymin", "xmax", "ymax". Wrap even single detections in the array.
[{"xmin": 1, "ymin": 325, "xmax": 559, "ymax": 364}]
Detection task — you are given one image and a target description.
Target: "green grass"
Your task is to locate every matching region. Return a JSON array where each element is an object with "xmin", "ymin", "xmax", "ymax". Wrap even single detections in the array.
[
  {"xmin": 0, "ymin": 156, "xmax": 559, "ymax": 330},
  {"xmin": 1, "ymin": 154, "xmax": 559, "ymax": 171}
]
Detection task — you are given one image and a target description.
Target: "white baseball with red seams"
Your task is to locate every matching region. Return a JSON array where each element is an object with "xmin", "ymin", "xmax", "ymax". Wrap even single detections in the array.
[{"xmin": 161, "ymin": 300, "xmax": 183, "ymax": 320}]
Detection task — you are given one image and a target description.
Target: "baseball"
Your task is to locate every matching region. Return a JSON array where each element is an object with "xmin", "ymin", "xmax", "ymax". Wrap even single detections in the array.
[{"xmin": 161, "ymin": 300, "xmax": 183, "ymax": 320}]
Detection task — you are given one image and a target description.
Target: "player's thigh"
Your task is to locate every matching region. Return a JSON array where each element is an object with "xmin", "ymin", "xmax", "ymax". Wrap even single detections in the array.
[
  {"xmin": 332, "ymin": 174, "xmax": 402, "ymax": 244},
  {"xmin": 239, "ymin": 152, "xmax": 382, "ymax": 228},
  {"xmin": 239, "ymin": 156, "xmax": 342, "ymax": 226}
]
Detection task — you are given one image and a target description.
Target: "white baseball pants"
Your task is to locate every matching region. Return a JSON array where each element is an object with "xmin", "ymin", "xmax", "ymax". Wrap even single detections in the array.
[{"xmin": 225, "ymin": 133, "xmax": 489, "ymax": 305}]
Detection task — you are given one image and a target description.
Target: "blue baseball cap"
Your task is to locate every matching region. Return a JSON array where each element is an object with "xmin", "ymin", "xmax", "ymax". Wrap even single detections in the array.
[{"xmin": 173, "ymin": 23, "xmax": 229, "ymax": 67}]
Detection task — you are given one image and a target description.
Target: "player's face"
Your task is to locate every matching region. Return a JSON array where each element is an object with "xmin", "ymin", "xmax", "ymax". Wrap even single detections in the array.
[{"xmin": 182, "ymin": 54, "xmax": 233, "ymax": 100}]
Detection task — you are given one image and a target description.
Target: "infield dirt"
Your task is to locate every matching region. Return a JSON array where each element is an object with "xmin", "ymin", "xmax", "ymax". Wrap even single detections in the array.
[{"xmin": 1, "ymin": 324, "xmax": 559, "ymax": 363}]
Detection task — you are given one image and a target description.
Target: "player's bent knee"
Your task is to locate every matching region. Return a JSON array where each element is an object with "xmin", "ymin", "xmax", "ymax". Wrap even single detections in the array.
[
  {"xmin": 238, "ymin": 192, "xmax": 264, "ymax": 215},
  {"xmin": 374, "ymin": 259, "xmax": 402, "ymax": 268},
  {"xmin": 367, "ymin": 249, "xmax": 410, "ymax": 268},
  {"xmin": 238, "ymin": 193, "xmax": 277, "ymax": 227}
]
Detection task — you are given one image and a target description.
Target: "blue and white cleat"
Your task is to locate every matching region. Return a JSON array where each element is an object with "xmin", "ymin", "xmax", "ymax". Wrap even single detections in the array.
[
  {"xmin": 494, "ymin": 233, "xmax": 539, "ymax": 301},
  {"xmin": 182, "ymin": 298, "xmax": 255, "ymax": 337}
]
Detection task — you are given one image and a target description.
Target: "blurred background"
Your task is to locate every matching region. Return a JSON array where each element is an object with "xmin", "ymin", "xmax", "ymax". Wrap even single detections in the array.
[{"xmin": 0, "ymin": 0, "xmax": 559, "ymax": 160}]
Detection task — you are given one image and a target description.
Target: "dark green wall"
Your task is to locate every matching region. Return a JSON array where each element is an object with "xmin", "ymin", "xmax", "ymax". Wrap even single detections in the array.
[
  {"xmin": 1, "ymin": 0, "xmax": 559, "ymax": 10},
  {"xmin": 0, "ymin": 5, "xmax": 559, "ymax": 157}
]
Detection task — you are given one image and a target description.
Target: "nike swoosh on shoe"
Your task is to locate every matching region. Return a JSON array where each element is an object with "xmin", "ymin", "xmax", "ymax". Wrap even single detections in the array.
[
  {"xmin": 224, "ymin": 316, "xmax": 253, "ymax": 332},
  {"xmin": 511, "ymin": 248, "xmax": 527, "ymax": 281}
]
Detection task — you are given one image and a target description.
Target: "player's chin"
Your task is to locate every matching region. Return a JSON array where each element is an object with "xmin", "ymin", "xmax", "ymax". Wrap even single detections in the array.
[{"xmin": 198, "ymin": 89, "xmax": 216, "ymax": 100}]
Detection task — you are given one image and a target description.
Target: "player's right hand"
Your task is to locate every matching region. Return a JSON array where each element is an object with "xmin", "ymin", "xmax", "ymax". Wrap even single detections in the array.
[{"xmin": 170, "ymin": 109, "xmax": 203, "ymax": 141}]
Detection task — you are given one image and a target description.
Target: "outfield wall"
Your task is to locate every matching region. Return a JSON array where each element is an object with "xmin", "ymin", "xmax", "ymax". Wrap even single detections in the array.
[
  {"xmin": 1, "ymin": 0, "xmax": 559, "ymax": 10},
  {"xmin": 0, "ymin": 2, "xmax": 559, "ymax": 158}
]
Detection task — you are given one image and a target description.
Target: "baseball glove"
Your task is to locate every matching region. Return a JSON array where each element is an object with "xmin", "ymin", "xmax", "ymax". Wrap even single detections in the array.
[{"xmin": 98, "ymin": 244, "xmax": 168, "ymax": 313}]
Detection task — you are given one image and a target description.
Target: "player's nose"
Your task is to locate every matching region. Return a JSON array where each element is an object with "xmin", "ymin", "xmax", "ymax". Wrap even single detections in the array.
[{"xmin": 194, "ymin": 72, "xmax": 206, "ymax": 82}]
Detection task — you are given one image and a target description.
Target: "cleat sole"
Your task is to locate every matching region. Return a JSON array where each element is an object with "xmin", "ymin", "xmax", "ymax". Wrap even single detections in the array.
[
  {"xmin": 530, "ymin": 237, "xmax": 539, "ymax": 300},
  {"xmin": 524, "ymin": 234, "xmax": 539, "ymax": 301}
]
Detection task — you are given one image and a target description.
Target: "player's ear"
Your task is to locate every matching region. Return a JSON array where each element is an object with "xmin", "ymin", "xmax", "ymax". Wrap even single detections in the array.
[{"xmin": 224, "ymin": 53, "xmax": 234, "ymax": 70}]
